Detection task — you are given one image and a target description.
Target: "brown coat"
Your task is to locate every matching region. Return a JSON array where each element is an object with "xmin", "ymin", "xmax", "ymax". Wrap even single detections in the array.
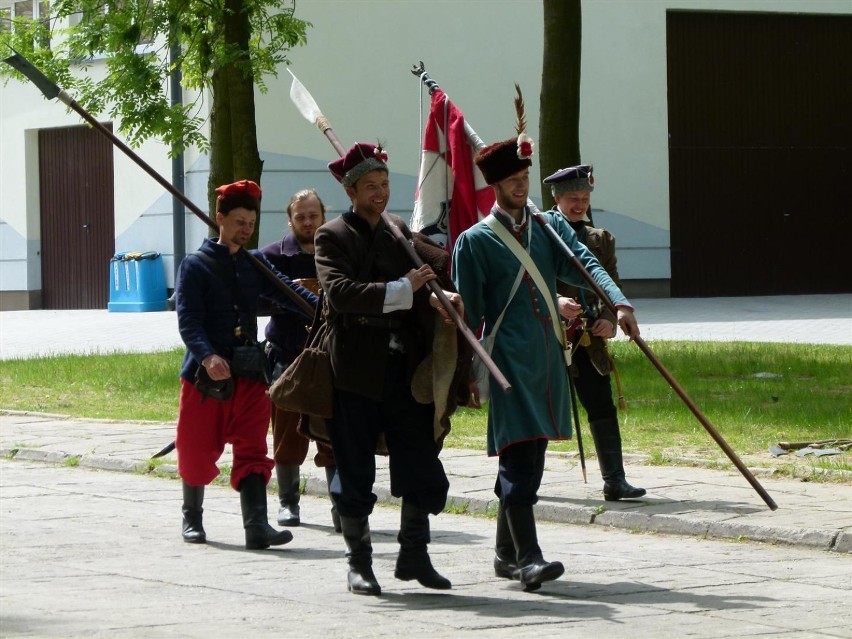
[
  {"xmin": 556, "ymin": 222, "xmax": 621, "ymax": 328},
  {"xmin": 556, "ymin": 221, "xmax": 621, "ymax": 376},
  {"xmin": 313, "ymin": 211, "xmax": 470, "ymax": 444}
]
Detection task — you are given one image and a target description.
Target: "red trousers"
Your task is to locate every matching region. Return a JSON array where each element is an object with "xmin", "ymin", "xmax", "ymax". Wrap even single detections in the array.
[
  {"xmin": 176, "ymin": 377, "xmax": 274, "ymax": 490},
  {"xmin": 270, "ymin": 404, "xmax": 336, "ymax": 467}
]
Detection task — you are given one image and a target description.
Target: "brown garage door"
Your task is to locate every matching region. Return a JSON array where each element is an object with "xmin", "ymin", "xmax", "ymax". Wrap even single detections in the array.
[
  {"xmin": 667, "ymin": 11, "xmax": 852, "ymax": 296},
  {"xmin": 39, "ymin": 124, "xmax": 115, "ymax": 309}
]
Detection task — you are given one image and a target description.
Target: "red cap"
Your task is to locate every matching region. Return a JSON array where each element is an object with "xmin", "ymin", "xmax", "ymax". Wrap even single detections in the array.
[
  {"xmin": 215, "ymin": 180, "xmax": 261, "ymax": 214},
  {"xmin": 216, "ymin": 179, "xmax": 261, "ymax": 198}
]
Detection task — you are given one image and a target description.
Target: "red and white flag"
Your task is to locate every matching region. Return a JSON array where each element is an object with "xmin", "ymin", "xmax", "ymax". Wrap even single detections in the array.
[{"xmin": 411, "ymin": 89, "xmax": 494, "ymax": 252}]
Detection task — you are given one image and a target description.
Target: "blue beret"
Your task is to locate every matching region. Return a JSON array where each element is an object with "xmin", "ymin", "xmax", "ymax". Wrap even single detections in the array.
[{"xmin": 543, "ymin": 164, "xmax": 594, "ymax": 193}]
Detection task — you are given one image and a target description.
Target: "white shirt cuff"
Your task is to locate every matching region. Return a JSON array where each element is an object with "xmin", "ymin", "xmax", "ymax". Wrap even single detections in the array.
[{"xmin": 383, "ymin": 278, "xmax": 413, "ymax": 312}]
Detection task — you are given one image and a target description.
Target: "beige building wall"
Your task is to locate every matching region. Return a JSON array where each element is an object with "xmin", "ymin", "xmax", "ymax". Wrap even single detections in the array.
[{"xmin": 2, "ymin": 0, "xmax": 849, "ymax": 306}]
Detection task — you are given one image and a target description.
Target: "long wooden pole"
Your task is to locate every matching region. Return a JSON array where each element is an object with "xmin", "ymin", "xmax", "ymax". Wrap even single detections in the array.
[
  {"xmin": 3, "ymin": 50, "xmax": 315, "ymax": 319},
  {"xmin": 531, "ymin": 213, "xmax": 778, "ymax": 510}
]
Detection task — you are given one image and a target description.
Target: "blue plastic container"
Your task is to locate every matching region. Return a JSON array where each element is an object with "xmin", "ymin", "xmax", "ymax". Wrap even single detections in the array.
[{"xmin": 107, "ymin": 251, "xmax": 168, "ymax": 312}]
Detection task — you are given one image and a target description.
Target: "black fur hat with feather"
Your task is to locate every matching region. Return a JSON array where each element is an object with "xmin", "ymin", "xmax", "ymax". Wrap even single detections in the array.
[{"xmin": 474, "ymin": 84, "xmax": 535, "ymax": 185}]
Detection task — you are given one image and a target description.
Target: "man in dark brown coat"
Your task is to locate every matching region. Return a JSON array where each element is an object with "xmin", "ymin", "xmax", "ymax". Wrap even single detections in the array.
[
  {"xmin": 314, "ymin": 142, "xmax": 465, "ymax": 596},
  {"xmin": 548, "ymin": 164, "xmax": 646, "ymax": 501}
]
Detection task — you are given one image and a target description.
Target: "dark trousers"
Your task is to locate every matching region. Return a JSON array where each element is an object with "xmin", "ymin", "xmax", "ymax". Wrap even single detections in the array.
[
  {"xmin": 495, "ymin": 438, "xmax": 548, "ymax": 508},
  {"xmin": 326, "ymin": 353, "xmax": 449, "ymax": 518},
  {"xmin": 571, "ymin": 345, "xmax": 617, "ymax": 422}
]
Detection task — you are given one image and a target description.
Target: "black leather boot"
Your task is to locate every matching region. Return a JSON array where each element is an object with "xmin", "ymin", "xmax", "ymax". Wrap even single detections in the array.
[
  {"xmin": 238, "ymin": 473, "xmax": 294, "ymax": 550},
  {"xmin": 394, "ymin": 500, "xmax": 451, "ymax": 590},
  {"xmin": 340, "ymin": 515, "xmax": 381, "ymax": 595},
  {"xmin": 275, "ymin": 464, "xmax": 301, "ymax": 526},
  {"xmin": 589, "ymin": 417, "xmax": 646, "ymax": 501},
  {"xmin": 505, "ymin": 505, "xmax": 564, "ymax": 592},
  {"xmin": 181, "ymin": 481, "xmax": 206, "ymax": 544},
  {"xmin": 325, "ymin": 466, "xmax": 342, "ymax": 533},
  {"xmin": 493, "ymin": 506, "xmax": 517, "ymax": 579}
]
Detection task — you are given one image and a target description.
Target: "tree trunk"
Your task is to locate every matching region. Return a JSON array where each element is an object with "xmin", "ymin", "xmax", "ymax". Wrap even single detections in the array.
[
  {"xmin": 207, "ymin": 0, "xmax": 264, "ymax": 246},
  {"xmin": 208, "ymin": 66, "xmax": 234, "ymax": 234},
  {"xmin": 540, "ymin": 0, "xmax": 581, "ymax": 211}
]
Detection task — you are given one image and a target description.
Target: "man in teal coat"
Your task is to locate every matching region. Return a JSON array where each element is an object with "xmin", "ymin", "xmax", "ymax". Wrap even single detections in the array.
[{"xmin": 452, "ymin": 119, "xmax": 640, "ymax": 592}]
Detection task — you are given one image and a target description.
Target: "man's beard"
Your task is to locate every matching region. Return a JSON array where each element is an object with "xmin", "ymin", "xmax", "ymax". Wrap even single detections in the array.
[{"xmin": 294, "ymin": 230, "xmax": 315, "ymax": 246}]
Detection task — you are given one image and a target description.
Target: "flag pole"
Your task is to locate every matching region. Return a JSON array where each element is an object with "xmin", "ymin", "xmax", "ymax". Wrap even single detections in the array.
[
  {"xmin": 2, "ymin": 49, "xmax": 315, "ymax": 319},
  {"xmin": 412, "ymin": 62, "xmax": 777, "ymax": 511},
  {"xmin": 287, "ymin": 69, "xmax": 512, "ymax": 396},
  {"xmin": 412, "ymin": 61, "xmax": 586, "ymax": 478}
]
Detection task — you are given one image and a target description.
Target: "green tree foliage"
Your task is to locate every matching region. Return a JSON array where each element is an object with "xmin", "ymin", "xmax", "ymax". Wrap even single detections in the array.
[{"xmin": 1, "ymin": 0, "xmax": 309, "ymax": 238}]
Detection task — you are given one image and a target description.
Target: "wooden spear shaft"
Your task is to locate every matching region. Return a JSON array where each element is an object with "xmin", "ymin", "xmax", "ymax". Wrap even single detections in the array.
[
  {"xmin": 2, "ymin": 50, "xmax": 315, "ymax": 319},
  {"xmin": 532, "ymin": 214, "xmax": 778, "ymax": 511}
]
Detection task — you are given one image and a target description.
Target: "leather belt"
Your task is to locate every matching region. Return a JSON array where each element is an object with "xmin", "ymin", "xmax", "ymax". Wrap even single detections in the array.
[{"xmin": 348, "ymin": 314, "xmax": 403, "ymax": 330}]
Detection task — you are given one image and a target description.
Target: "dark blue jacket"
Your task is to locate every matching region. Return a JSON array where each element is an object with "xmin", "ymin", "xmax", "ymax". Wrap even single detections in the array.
[
  {"xmin": 175, "ymin": 237, "xmax": 318, "ymax": 382},
  {"xmin": 260, "ymin": 233, "xmax": 318, "ymax": 364}
]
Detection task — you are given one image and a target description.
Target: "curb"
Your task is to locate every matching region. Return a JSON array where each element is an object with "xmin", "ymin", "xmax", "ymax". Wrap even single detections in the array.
[{"xmin": 3, "ymin": 446, "xmax": 849, "ymax": 555}]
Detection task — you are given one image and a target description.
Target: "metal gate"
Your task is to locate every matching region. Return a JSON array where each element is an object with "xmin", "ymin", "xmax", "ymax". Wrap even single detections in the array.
[
  {"xmin": 667, "ymin": 11, "xmax": 852, "ymax": 296},
  {"xmin": 38, "ymin": 124, "xmax": 115, "ymax": 309}
]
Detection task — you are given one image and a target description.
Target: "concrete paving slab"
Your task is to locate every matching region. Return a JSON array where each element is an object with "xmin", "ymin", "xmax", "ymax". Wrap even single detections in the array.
[{"xmin": 5, "ymin": 459, "xmax": 849, "ymax": 638}]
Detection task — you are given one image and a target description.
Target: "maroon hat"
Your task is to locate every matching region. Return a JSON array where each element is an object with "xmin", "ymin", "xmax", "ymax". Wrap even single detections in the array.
[
  {"xmin": 474, "ymin": 84, "xmax": 535, "ymax": 185},
  {"xmin": 215, "ymin": 179, "xmax": 261, "ymax": 214},
  {"xmin": 328, "ymin": 143, "xmax": 389, "ymax": 187}
]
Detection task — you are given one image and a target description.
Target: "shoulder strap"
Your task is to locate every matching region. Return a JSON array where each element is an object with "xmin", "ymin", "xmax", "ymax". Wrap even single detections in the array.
[
  {"xmin": 487, "ymin": 266, "xmax": 524, "ymax": 346},
  {"xmin": 484, "ymin": 214, "xmax": 566, "ymax": 349},
  {"xmin": 193, "ymin": 250, "xmax": 233, "ymax": 287}
]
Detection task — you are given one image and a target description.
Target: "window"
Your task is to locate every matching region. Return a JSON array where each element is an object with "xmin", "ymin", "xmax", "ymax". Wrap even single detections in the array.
[
  {"xmin": 68, "ymin": 0, "xmax": 154, "ymax": 48},
  {"xmin": 9, "ymin": 0, "xmax": 50, "ymax": 48},
  {"xmin": 14, "ymin": 0, "xmax": 34, "ymax": 20},
  {"xmin": 0, "ymin": 7, "xmax": 12, "ymax": 33}
]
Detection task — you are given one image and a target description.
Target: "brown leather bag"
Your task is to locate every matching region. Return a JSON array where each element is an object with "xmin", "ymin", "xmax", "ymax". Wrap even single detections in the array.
[{"xmin": 268, "ymin": 295, "xmax": 333, "ymax": 418}]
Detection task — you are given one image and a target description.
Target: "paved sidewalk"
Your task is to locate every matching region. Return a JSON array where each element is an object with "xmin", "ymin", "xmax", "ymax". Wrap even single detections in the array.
[
  {"xmin": 4, "ymin": 460, "xmax": 850, "ymax": 638},
  {"xmin": 1, "ymin": 294, "xmax": 850, "ymax": 360},
  {"xmin": 1, "ymin": 411, "xmax": 849, "ymax": 554}
]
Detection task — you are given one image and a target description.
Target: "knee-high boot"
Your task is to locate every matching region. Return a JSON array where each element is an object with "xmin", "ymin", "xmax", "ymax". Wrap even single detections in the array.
[
  {"xmin": 505, "ymin": 505, "xmax": 564, "ymax": 592},
  {"xmin": 493, "ymin": 505, "xmax": 517, "ymax": 579},
  {"xmin": 181, "ymin": 481, "xmax": 206, "ymax": 544},
  {"xmin": 340, "ymin": 515, "xmax": 381, "ymax": 595},
  {"xmin": 325, "ymin": 466, "xmax": 342, "ymax": 533},
  {"xmin": 394, "ymin": 500, "xmax": 451, "ymax": 590},
  {"xmin": 275, "ymin": 464, "xmax": 301, "ymax": 526},
  {"xmin": 238, "ymin": 473, "xmax": 294, "ymax": 550},
  {"xmin": 589, "ymin": 417, "xmax": 646, "ymax": 501}
]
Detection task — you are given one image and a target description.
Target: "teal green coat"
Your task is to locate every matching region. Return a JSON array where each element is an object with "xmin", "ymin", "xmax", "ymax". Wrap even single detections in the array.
[{"xmin": 452, "ymin": 208, "xmax": 630, "ymax": 456}]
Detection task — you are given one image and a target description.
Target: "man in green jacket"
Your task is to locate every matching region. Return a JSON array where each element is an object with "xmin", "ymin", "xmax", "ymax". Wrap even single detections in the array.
[{"xmin": 453, "ymin": 126, "xmax": 640, "ymax": 592}]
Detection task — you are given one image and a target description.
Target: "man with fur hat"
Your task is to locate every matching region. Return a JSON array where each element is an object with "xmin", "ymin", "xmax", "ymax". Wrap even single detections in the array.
[
  {"xmin": 452, "ymin": 89, "xmax": 640, "ymax": 592},
  {"xmin": 314, "ymin": 142, "xmax": 466, "ymax": 596},
  {"xmin": 174, "ymin": 179, "xmax": 318, "ymax": 550},
  {"xmin": 546, "ymin": 165, "xmax": 646, "ymax": 502}
]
